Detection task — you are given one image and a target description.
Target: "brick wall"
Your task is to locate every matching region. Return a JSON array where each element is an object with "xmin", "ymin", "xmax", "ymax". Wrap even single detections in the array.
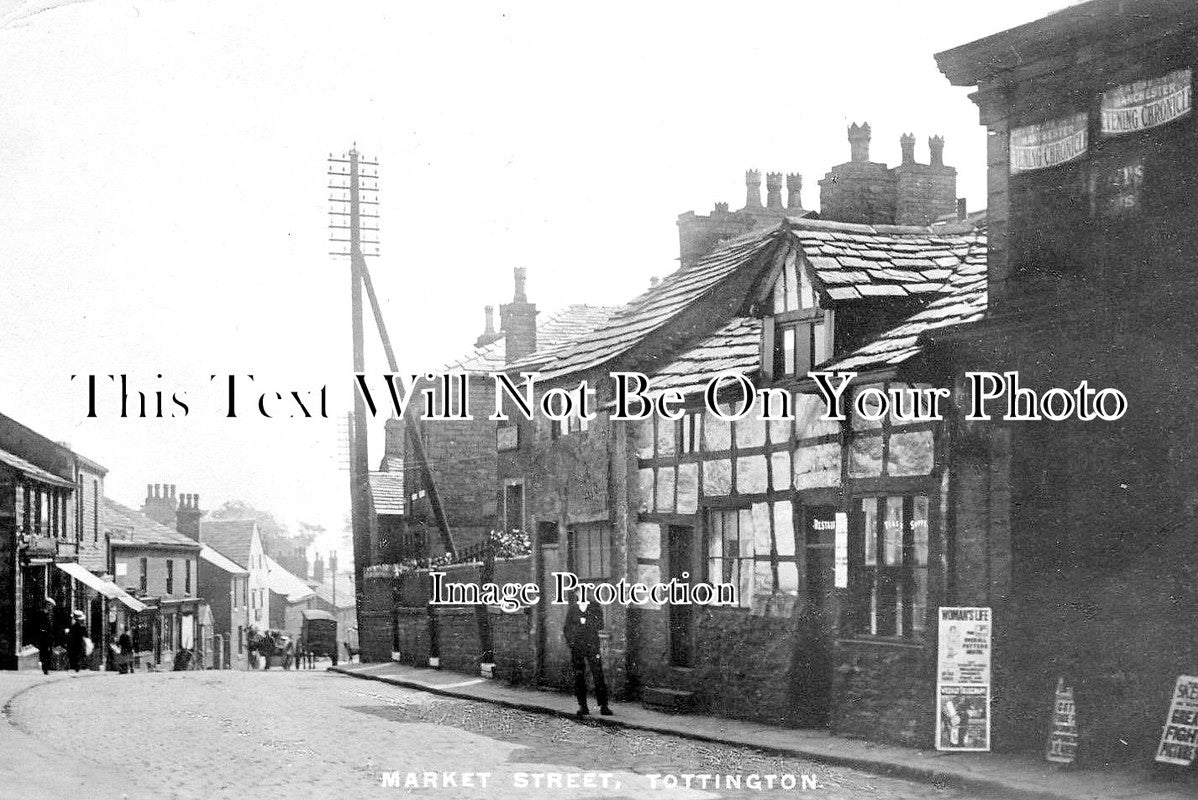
[
  {"xmin": 359, "ymin": 571, "xmax": 397, "ymax": 662},
  {"xmin": 434, "ymin": 607, "xmax": 482, "ymax": 672},
  {"xmin": 394, "ymin": 607, "xmax": 431, "ymax": 665}
]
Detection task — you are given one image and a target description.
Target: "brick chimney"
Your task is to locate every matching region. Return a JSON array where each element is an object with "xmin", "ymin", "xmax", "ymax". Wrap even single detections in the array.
[
  {"xmin": 848, "ymin": 122, "xmax": 871, "ymax": 162},
  {"xmin": 142, "ymin": 482, "xmax": 177, "ymax": 529},
  {"xmin": 383, "ymin": 417, "xmax": 404, "ymax": 461},
  {"xmin": 744, "ymin": 170, "xmax": 763, "ymax": 209},
  {"xmin": 329, "ymin": 551, "xmax": 338, "ymax": 577},
  {"xmin": 765, "ymin": 172, "xmax": 784, "ymax": 210},
  {"xmin": 499, "ymin": 267, "xmax": 537, "ymax": 364},
  {"xmin": 314, "ymin": 553, "xmax": 325, "ymax": 584},
  {"xmin": 929, "ymin": 135, "xmax": 945, "ymax": 167},
  {"xmin": 176, "ymin": 492, "xmax": 202, "ymax": 541},
  {"xmin": 786, "ymin": 173, "xmax": 803, "ymax": 211},
  {"xmin": 900, "ymin": 133, "xmax": 916, "ymax": 165},
  {"xmin": 474, "ymin": 305, "xmax": 503, "ymax": 349}
]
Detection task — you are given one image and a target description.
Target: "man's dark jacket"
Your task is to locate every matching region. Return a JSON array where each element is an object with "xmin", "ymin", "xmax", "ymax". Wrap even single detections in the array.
[{"xmin": 563, "ymin": 602, "xmax": 604, "ymax": 656}]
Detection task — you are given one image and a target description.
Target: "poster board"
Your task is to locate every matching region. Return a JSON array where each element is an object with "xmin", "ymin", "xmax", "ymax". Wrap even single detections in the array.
[
  {"xmin": 935, "ymin": 606, "xmax": 992, "ymax": 752},
  {"xmin": 833, "ymin": 512, "xmax": 848, "ymax": 589},
  {"xmin": 1155, "ymin": 675, "xmax": 1198, "ymax": 766}
]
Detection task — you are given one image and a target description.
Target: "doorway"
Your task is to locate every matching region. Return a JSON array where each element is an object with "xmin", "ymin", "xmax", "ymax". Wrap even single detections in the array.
[
  {"xmin": 667, "ymin": 525, "xmax": 694, "ymax": 667},
  {"xmin": 792, "ymin": 504, "xmax": 837, "ymax": 726}
]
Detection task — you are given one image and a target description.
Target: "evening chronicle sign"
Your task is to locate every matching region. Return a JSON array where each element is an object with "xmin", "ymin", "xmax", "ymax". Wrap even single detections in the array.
[
  {"xmin": 1102, "ymin": 69, "xmax": 1192, "ymax": 136},
  {"xmin": 1010, "ymin": 113, "xmax": 1088, "ymax": 174}
]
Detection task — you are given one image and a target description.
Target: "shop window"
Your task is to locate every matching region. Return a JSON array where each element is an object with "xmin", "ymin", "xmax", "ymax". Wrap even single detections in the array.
[
  {"xmin": 134, "ymin": 615, "xmax": 152, "ymax": 652},
  {"xmin": 849, "ymin": 494, "xmax": 929, "ymax": 638},
  {"xmin": 705, "ymin": 509, "xmax": 752, "ymax": 607},
  {"xmin": 568, "ymin": 523, "xmax": 611, "ymax": 582}
]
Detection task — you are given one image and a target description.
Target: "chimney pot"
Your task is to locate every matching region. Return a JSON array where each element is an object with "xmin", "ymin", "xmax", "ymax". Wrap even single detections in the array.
[
  {"xmin": 744, "ymin": 170, "xmax": 763, "ymax": 209},
  {"xmin": 929, "ymin": 135, "xmax": 945, "ymax": 167},
  {"xmin": 146, "ymin": 484, "xmax": 153, "ymax": 500},
  {"xmin": 154, "ymin": 483, "xmax": 161, "ymax": 499},
  {"xmin": 483, "ymin": 305, "xmax": 495, "ymax": 334},
  {"xmin": 649, "ymin": 277, "xmax": 660, "ymax": 288},
  {"xmin": 900, "ymin": 133, "xmax": 916, "ymax": 165},
  {"xmin": 957, "ymin": 197, "xmax": 967, "ymax": 221},
  {"xmin": 786, "ymin": 173, "xmax": 803, "ymax": 210},
  {"xmin": 848, "ymin": 122, "xmax": 871, "ymax": 163},
  {"xmin": 512, "ymin": 267, "xmax": 527, "ymax": 303},
  {"xmin": 713, "ymin": 201, "xmax": 729, "ymax": 214},
  {"xmin": 765, "ymin": 172, "xmax": 784, "ymax": 210}
]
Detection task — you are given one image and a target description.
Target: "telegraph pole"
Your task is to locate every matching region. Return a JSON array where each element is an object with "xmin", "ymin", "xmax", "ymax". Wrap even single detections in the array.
[{"xmin": 328, "ymin": 148, "xmax": 379, "ymax": 596}]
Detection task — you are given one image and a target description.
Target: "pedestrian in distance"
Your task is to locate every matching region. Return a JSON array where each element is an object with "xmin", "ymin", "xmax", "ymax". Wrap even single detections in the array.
[
  {"xmin": 117, "ymin": 627, "xmax": 134, "ymax": 674},
  {"xmin": 563, "ymin": 589, "xmax": 612, "ymax": 718},
  {"xmin": 67, "ymin": 611, "xmax": 87, "ymax": 672},
  {"xmin": 36, "ymin": 599, "xmax": 56, "ymax": 675}
]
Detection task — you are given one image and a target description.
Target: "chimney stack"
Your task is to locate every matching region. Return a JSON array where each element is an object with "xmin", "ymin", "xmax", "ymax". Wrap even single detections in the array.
[
  {"xmin": 329, "ymin": 551, "xmax": 339, "ymax": 577},
  {"xmin": 744, "ymin": 170, "xmax": 763, "ymax": 209},
  {"xmin": 957, "ymin": 197, "xmax": 967, "ymax": 221},
  {"xmin": 848, "ymin": 123, "xmax": 871, "ymax": 163},
  {"xmin": 176, "ymin": 491, "xmax": 202, "ymax": 541},
  {"xmin": 929, "ymin": 135, "xmax": 945, "ymax": 167},
  {"xmin": 649, "ymin": 276, "xmax": 660, "ymax": 289},
  {"xmin": 499, "ymin": 267, "xmax": 537, "ymax": 364},
  {"xmin": 900, "ymin": 133, "xmax": 916, "ymax": 165},
  {"xmin": 473, "ymin": 305, "xmax": 503, "ymax": 348},
  {"xmin": 765, "ymin": 172, "xmax": 783, "ymax": 210},
  {"xmin": 314, "ymin": 553, "xmax": 325, "ymax": 584},
  {"xmin": 786, "ymin": 173, "xmax": 803, "ymax": 211},
  {"xmin": 143, "ymin": 480, "xmax": 177, "ymax": 528}
]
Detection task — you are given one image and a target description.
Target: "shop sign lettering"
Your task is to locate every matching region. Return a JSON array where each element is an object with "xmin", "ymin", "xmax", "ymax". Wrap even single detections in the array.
[
  {"xmin": 1046, "ymin": 677, "xmax": 1078, "ymax": 764},
  {"xmin": 936, "ymin": 607, "xmax": 992, "ymax": 751},
  {"xmin": 1010, "ymin": 113, "xmax": 1088, "ymax": 174},
  {"xmin": 1102, "ymin": 69, "xmax": 1191, "ymax": 136},
  {"xmin": 1156, "ymin": 675, "xmax": 1198, "ymax": 766}
]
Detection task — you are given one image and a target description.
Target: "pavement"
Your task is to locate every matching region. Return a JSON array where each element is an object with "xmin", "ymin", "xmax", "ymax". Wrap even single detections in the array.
[{"xmin": 331, "ymin": 661, "xmax": 1198, "ymax": 800}]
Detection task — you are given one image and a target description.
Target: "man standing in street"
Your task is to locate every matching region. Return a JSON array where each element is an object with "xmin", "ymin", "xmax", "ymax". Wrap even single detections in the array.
[
  {"xmin": 563, "ymin": 590, "xmax": 612, "ymax": 718},
  {"xmin": 36, "ymin": 599, "xmax": 56, "ymax": 675}
]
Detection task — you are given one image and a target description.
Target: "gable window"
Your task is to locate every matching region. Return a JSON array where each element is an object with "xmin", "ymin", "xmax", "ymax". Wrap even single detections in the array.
[
  {"xmin": 767, "ymin": 254, "xmax": 828, "ymax": 379},
  {"xmin": 849, "ymin": 494, "xmax": 929, "ymax": 638},
  {"xmin": 568, "ymin": 523, "xmax": 611, "ymax": 582}
]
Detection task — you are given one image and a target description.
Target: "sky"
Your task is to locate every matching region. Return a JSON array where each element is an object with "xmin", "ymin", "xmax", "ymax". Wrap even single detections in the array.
[{"xmin": 0, "ymin": 0, "xmax": 1078, "ymax": 566}]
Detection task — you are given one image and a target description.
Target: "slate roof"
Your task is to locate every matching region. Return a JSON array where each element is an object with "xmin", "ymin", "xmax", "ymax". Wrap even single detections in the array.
[
  {"xmin": 822, "ymin": 239, "xmax": 988, "ymax": 373},
  {"xmin": 0, "ymin": 447, "xmax": 74, "ymax": 488},
  {"xmin": 200, "ymin": 545, "xmax": 248, "ymax": 576},
  {"xmin": 625, "ymin": 218, "xmax": 988, "ymax": 396},
  {"xmin": 265, "ymin": 555, "xmax": 316, "ymax": 604},
  {"xmin": 199, "ymin": 519, "xmax": 258, "ymax": 568},
  {"xmin": 104, "ymin": 498, "xmax": 201, "ymax": 549},
  {"xmin": 645, "ymin": 317, "xmax": 762, "ymax": 400},
  {"xmin": 312, "ymin": 575, "xmax": 356, "ymax": 610},
  {"xmin": 787, "ymin": 217, "xmax": 981, "ymax": 302},
  {"xmin": 444, "ymin": 305, "xmax": 622, "ymax": 374},
  {"xmin": 369, "ymin": 468, "xmax": 405, "ymax": 516},
  {"xmin": 537, "ymin": 228, "xmax": 784, "ymax": 380}
]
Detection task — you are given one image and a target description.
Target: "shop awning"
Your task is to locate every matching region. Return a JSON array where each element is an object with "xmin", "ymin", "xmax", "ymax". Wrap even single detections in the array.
[{"xmin": 55, "ymin": 562, "xmax": 148, "ymax": 613}]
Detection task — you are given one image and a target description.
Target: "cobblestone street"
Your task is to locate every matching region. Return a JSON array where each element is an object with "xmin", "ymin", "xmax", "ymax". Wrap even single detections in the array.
[{"xmin": 0, "ymin": 669, "xmax": 995, "ymax": 800}]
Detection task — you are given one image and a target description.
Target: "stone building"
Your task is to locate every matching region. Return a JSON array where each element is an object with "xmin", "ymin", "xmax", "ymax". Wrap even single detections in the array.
[
  {"xmin": 200, "ymin": 519, "xmax": 271, "ymax": 630},
  {"xmin": 0, "ymin": 412, "xmax": 133, "ymax": 671},
  {"xmin": 936, "ymin": 0, "xmax": 1198, "ymax": 763}
]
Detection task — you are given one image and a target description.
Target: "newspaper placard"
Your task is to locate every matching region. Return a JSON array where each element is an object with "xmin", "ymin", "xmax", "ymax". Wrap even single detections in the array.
[
  {"xmin": 1155, "ymin": 675, "xmax": 1198, "ymax": 766},
  {"xmin": 936, "ymin": 607, "xmax": 991, "ymax": 751},
  {"xmin": 833, "ymin": 512, "xmax": 848, "ymax": 589},
  {"xmin": 1102, "ymin": 69, "xmax": 1192, "ymax": 136},
  {"xmin": 1010, "ymin": 112, "xmax": 1088, "ymax": 175},
  {"xmin": 1046, "ymin": 677, "xmax": 1078, "ymax": 764}
]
